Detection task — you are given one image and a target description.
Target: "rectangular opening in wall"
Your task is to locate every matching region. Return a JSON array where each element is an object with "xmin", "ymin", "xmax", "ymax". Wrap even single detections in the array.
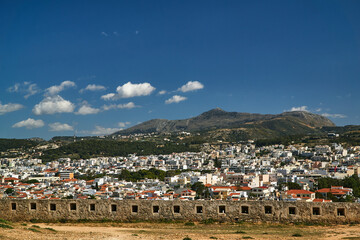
[
  {"xmin": 219, "ymin": 205, "xmax": 226, "ymax": 214},
  {"xmin": 289, "ymin": 207, "xmax": 296, "ymax": 215},
  {"xmin": 312, "ymin": 207, "xmax": 320, "ymax": 215},
  {"xmin": 132, "ymin": 205, "xmax": 138, "ymax": 213},
  {"xmin": 265, "ymin": 206, "xmax": 272, "ymax": 214},
  {"xmin": 30, "ymin": 203, "xmax": 37, "ymax": 210},
  {"xmin": 173, "ymin": 205, "xmax": 180, "ymax": 214},
  {"xmin": 50, "ymin": 204, "xmax": 56, "ymax": 211},
  {"xmin": 196, "ymin": 206, "xmax": 203, "ymax": 214},
  {"xmin": 90, "ymin": 204, "xmax": 96, "ymax": 211},
  {"xmin": 337, "ymin": 208, "xmax": 345, "ymax": 216},
  {"xmin": 241, "ymin": 206, "xmax": 249, "ymax": 214},
  {"xmin": 111, "ymin": 204, "xmax": 117, "ymax": 212},
  {"xmin": 11, "ymin": 203, "xmax": 16, "ymax": 210},
  {"xmin": 70, "ymin": 203, "xmax": 77, "ymax": 211},
  {"xmin": 153, "ymin": 206, "xmax": 159, "ymax": 213}
]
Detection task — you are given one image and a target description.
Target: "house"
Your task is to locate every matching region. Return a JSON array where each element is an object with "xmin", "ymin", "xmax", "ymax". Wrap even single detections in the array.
[
  {"xmin": 285, "ymin": 189, "xmax": 315, "ymax": 200},
  {"xmin": 316, "ymin": 186, "xmax": 352, "ymax": 199}
]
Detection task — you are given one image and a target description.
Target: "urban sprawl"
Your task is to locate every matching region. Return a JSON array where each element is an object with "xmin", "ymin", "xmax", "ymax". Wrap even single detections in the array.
[{"xmin": 1, "ymin": 140, "xmax": 359, "ymax": 203}]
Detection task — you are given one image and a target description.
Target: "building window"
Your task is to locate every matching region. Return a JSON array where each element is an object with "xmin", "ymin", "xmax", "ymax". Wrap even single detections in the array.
[
  {"xmin": 173, "ymin": 205, "xmax": 180, "ymax": 214},
  {"xmin": 289, "ymin": 207, "xmax": 296, "ymax": 215},
  {"xmin": 312, "ymin": 207, "xmax": 320, "ymax": 215},
  {"xmin": 11, "ymin": 203, "xmax": 16, "ymax": 210},
  {"xmin": 90, "ymin": 204, "xmax": 96, "ymax": 211},
  {"xmin": 132, "ymin": 205, "xmax": 138, "ymax": 213},
  {"xmin": 337, "ymin": 208, "xmax": 345, "ymax": 216},
  {"xmin": 265, "ymin": 206, "xmax": 272, "ymax": 214},
  {"xmin": 153, "ymin": 206, "xmax": 159, "ymax": 213},
  {"xmin": 219, "ymin": 205, "xmax": 226, "ymax": 214},
  {"xmin": 50, "ymin": 204, "xmax": 56, "ymax": 211},
  {"xmin": 111, "ymin": 204, "xmax": 117, "ymax": 212},
  {"xmin": 30, "ymin": 203, "xmax": 37, "ymax": 210},
  {"xmin": 241, "ymin": 206, "xmax": 249, "ymax": 214},
  {"xmin": 196, "ymin": 206, "xmax": 203, "ymax": 214},
  {"xmin": 70, "ymin": 203, "xmax": 77, "ymax": 211}
]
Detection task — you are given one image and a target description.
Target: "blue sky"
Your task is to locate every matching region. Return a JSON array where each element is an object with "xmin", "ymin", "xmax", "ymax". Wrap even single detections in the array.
[{"xmin": 1, "ymin": 0, "xmax": 360, "ymax": 139}]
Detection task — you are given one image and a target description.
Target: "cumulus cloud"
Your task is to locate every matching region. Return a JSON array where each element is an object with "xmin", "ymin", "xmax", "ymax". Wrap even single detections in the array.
[
  {"xmin": 158, "ymin": 90, "xmax": 167, "ymax": 95},
  {"xmin": 102, "ymin": 102, "xmax": 138, "ymax": 110},
  {"xmin": 7, "ymin": 82, "xmax": 40, "ymax": 99},
  {"xmin": 45, "ymin": 81, "xmax": 76, "ymax": 96},
  {"xmin": 321, "ymin": 113, "xmax": 347, "ymax": 119},
  {"xmin": 287, "ymin": 106, "xmax": 309, "ymax": 112},
  {"xmin": 83, "ymin": 126, "xmax": 122, "ymax": 135},
  {"xmin": 12, "ymin": 118, "xmax": 44, "ymax": 129},
  {"xmin": 0, "ymin": 102, "xmax": 24, "ymax": 115},
  {"xmin": 33, "ymin": 95, "xmax": 75, "ymax": 115},
  {"xmin": 178, "ymin": 81, "xmax": 204, "ymax": 92},
  {"xmin": 118, "ymin": 122, "xmax": 131, "ymax": 128},
  {"xmin": 101, "ymin": 82, "xmax": 155, "ymax": 100},
  {"xmin": 165, "ymin": 95, "xmax": 187, "ymax": 104},
  {"xmin": 80, "ymin": 84, "xmax": 106, "ymax": 93},
  {"xmin": 76, "ymin": 105, "xmax": 101, "ymax": 115},
  {"xmin": 49, "ymin": 122, "xmax": 74, "ymax": 131}
]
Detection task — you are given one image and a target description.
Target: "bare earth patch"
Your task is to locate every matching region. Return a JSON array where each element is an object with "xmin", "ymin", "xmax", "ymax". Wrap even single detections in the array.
[{"xmin": 1, "ymin": 222, "xmax": 360, "ymax": 240}]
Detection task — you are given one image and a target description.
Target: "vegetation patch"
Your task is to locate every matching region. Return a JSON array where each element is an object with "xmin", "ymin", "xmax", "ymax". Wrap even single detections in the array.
[
  {"xmin": 185, "ymin": 222, "xmax": 195, "ymax": 226},
  {"xmin": 28, "ymin": 228, "xmax": 41, "ymax": 232},
  {"xmin": 0, "ymin": 224, "xmax": 13, "ymax": 229},
  {"xmin": 45, "ymin": 227, "xmax": 57, "ymax": 232}
]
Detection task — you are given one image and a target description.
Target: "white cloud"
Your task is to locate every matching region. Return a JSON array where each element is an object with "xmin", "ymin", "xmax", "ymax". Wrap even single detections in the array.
[
  {"xmin": 7, "ymin": 82, "xmax": 40, "ymax": 99},
  {"xmin": 12, "ymin": 118, "xmax": 44, "ymax": 129},
  {"xmin": 83, "ymin": 126, "xmax": 122, "ymax": 135},
  {"xmin": 178, "ymin": 81, "xmax": 204, "ymax": 92},
  {"xmin": 76, "ymin": 105, "xmax": 101, "ymax": 115},
  {"xmin": 118, "ymin": 122, "xmax": 131, "ymax": 128},
  {"xmin": 321, "ymin": 113, "xmax": 347, "ymax": 119},
  {"xmin": 117, "ymin": 102, "xmax": 137, "ymax": 109},
  {"xmin": 101, "ymin": 32, "xmax": 108, "ymax": 37},
  {"xmin": 287, "ymin": 106, "xmax": 309, "ymax": 112},
  {"xmin": 80, "ymin": 84, "xmax": 106, "ymax": 93},
  {"xmin": 101, "ymin": 82, "xmax": 155, "ymax": 100},
  {"xmin": 158, "ymin": 90, "xmax": 167, "ymax": 95},
  {"xmin": 165, "ymin": 95, "xmax": 187, "ymax": 104},
  {"xmin": 102, "ymin": 102, "xmax": 138, "ymax": 110},
  {"xmin": 315, "ymin": 108, "xmax": 322, "ymax": 112},
  {"xmin": 0, "ymin": 102, "xmax": 24, "ymax": 115},
  {"xmin": 49, "ymin": 122, "xmax": 74, "ymax": 132},
  {"xmin": 33, "ymin": 95, "xmax": 75, "ymax": 115},
  {"xmin": 45, "ymin": 81, "xmax": 76, "ymax": 96},
  {"xmin": 101, "ymin": 93, "xmax": 116, "ymax": 100}
]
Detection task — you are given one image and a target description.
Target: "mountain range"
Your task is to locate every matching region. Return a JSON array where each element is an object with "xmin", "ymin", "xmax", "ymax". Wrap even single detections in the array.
[{"xmin": 112, "ymin": 108, "xmax": 335, "ymax": 139}]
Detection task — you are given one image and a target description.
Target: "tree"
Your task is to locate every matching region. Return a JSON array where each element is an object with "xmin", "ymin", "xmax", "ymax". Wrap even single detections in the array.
[
  {"xmin": 191, "ymin": 182, "xmax": 206, "ymax": 198},
  {"xmin": 5, "ymin": 188, "xmax": 14, "ymax": 195}
]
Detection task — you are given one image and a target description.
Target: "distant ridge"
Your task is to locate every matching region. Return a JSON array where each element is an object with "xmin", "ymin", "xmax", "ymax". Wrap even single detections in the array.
[{"xmin": 112, "ymin": 108, "xmax": 335, "ymax": 138}]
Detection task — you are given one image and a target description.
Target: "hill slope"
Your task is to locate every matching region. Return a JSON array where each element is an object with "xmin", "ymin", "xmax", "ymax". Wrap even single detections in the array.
[{"xmin": 113, "ymin": 108, "xmax": 335, "ymax": 139}]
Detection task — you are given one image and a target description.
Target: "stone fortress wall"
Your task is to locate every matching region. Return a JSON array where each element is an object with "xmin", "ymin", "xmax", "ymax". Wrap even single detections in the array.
[{"xmin": 1, "ymin": 200, "xmax": 360, "ymax": 223}]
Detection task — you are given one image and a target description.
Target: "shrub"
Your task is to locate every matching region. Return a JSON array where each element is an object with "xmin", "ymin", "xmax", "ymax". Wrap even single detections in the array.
[
  {"xmin": 201, "ymin": 218, "xmax": 215, "ymax": 224},
  {"xmin": 185, "ymin": 222, "xmax": 195, "ymax": 226},
  {"xmin": 183, "ymin": 237, "xmax": 192, "ymax": 240},
  {"xmin": 0, "ymin": 224, "xmax": 13, "ymax": 229},
  {"xmin": 235, "ymin": 230, "xmax": 246, "ymax": 234},
  {"xmin": 28, "ymin": 228, "xmax": 41, "ymax": 232},
  {"xmin": 45, "ymin": 227, "xmax": 57, "ymax": 232},
  {"xmin": 292, "ymin": 233, "xmax": 302, "ymax": 237}
]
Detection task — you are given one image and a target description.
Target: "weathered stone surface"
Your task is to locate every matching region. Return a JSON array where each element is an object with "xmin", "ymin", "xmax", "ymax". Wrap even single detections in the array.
[{"xmin": 1, "ymin": 200, "xmax": 358, "ymax": 223}]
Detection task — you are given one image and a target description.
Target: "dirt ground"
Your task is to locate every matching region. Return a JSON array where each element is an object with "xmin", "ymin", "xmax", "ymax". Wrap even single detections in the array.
[{"xmin": 1, "ymin": 221, "xmax": 360, "ymax": 240}]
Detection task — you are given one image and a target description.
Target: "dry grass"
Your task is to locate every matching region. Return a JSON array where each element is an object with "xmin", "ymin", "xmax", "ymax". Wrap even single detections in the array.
[{"xmin": 0, "ymin": 221, "xmax": 359, "ymax": 239}]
